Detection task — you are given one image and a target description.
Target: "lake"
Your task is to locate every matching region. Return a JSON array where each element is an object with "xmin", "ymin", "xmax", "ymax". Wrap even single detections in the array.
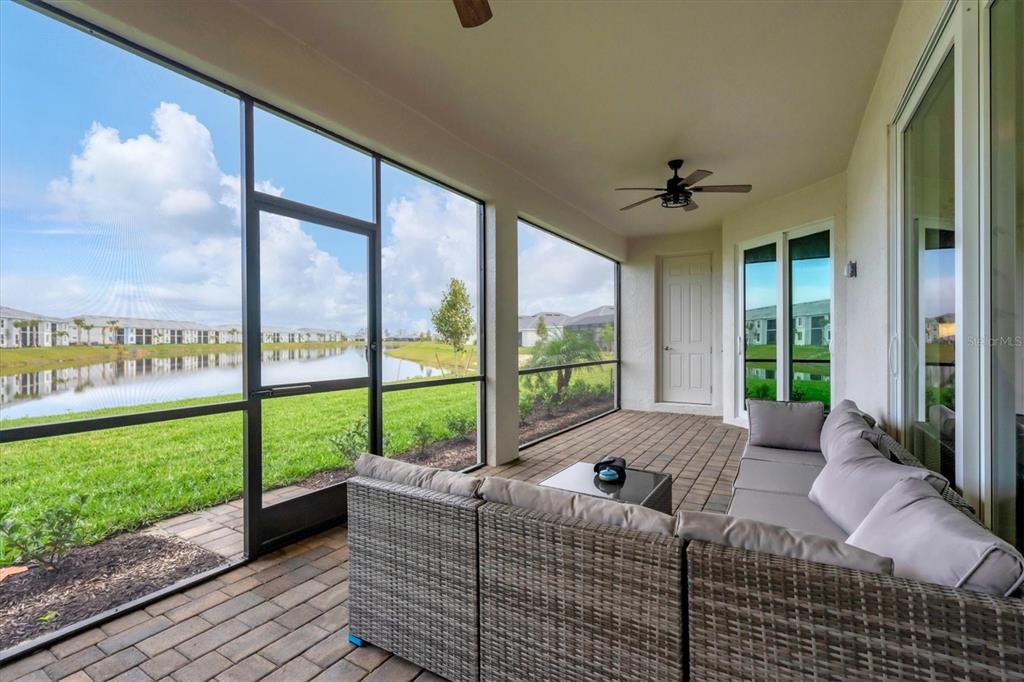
[{"xmin": 0, "ymin": 345, "xmax": 446, "ymax": 421}]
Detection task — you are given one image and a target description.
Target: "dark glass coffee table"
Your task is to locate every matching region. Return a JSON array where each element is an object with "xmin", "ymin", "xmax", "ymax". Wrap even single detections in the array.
[{"xmin": 538, "ymin": 461, "xmax": 672, "ymax": 514}]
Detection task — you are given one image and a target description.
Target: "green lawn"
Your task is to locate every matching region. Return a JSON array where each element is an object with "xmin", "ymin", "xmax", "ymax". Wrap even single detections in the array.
[
  {"xmin": 744, "ymin": 344, "xmax": 831, "ymax": 361},
  {"xmin": 384, "ymin": 341, "xmax": 478, "ymax": 374},
  {"xmin": 0, "ymin": 365, "xmax": 613, "ymax": 565}
]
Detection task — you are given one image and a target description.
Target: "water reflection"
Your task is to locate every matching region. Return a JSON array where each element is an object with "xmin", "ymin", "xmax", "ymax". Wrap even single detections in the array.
[{"xmin": 0, "ymin": 346, "xmax": 444, "ymax": 420}]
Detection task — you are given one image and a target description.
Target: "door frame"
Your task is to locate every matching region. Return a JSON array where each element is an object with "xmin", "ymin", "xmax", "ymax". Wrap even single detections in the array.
[{"xmin": 656, "ymin": 251, "xmax": 714, "ymax": 405}]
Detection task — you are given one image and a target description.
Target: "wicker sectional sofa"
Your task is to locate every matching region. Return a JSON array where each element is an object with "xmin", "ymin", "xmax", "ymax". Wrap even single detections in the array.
[{"xmin": 347, "ymin": 401, "xmax": 1024, "ymax": 681}]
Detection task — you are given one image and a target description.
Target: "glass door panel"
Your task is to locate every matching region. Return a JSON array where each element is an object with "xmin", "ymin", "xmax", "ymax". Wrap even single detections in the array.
[
  {"xmin": 788, "ymin": 230, "xmax": 831, "ymax": 407},
  {"xmin": 990, "ymin": 0, "xmax": 1023, "ymax": 548},
  {"xmin": 903, "ymin": 52, "xmax": 956, "ymax": 482},
  {"xmin": 743, "ymin": 243, "xmax": 778, "ymax": 401}
]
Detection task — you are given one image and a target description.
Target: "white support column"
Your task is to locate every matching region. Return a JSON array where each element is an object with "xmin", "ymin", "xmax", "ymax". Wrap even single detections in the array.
[{"xmin": 485, "ymin": 203, "xmax": 519, "ymax": 466}]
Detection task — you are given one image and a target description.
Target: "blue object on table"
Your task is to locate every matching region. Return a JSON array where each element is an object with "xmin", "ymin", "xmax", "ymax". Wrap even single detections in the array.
[
  {"xmin": 594, "ymin": 457, "xmax": 627, "ymax": 483},
  {"xmin": 598, "ymin": 468, "xmax": 622, "ymax": 482}
]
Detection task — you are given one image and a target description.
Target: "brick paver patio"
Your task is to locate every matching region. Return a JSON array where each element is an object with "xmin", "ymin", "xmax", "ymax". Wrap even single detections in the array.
[{"xmin": 3, "ymin": 411, "xmax": 743, "ymax": 681}]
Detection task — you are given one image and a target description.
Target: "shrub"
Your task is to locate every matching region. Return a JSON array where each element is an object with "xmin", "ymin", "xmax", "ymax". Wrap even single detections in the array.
[
  {"xmin": 518, "ymin": 393, "xmax": 535, "ymax": 425},
  {"xmin": 326, "ymin": 416, "xmax": 368, "ymax": 462},
  {"xmin": 0, "ymin": 495, "xmax": 88, "ymax": 570},
  {"xmin": 443, "ymin": 412, "xmax": 474, "ymax": 439},
  {"xmin": 413, "ymin": 421, "xmax": 433, "ymax": 455}
]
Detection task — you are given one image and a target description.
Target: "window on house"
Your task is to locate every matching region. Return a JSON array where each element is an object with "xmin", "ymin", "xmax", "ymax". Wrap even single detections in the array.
[{"xmin": 789, "ymin": 230, "xmax": 832, "ymax": 407}]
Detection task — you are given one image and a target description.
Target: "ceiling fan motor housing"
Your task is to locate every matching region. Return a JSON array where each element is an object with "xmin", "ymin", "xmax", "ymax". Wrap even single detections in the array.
[{"xmin": 662, "ymin": 190, "xmax": 693, "ymax": 208}]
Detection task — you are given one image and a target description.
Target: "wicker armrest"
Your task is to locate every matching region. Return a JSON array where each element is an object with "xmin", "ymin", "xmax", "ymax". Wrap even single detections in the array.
[
  {"xmin": 348, "ymin": 477, "xmax": 483, "ymax": 682},
  {"xmin": 687, "ymin": 540, "xmax": 1024, "ymax": 681},
  {"xmin": 478, "ymin": 502, "xmax": 685, "ymax": 682}
]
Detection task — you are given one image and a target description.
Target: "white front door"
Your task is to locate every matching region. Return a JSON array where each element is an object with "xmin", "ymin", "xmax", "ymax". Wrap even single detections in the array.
[{"xmin": 661, "ymin": 254, "xmax": 713, "ymax": 404}]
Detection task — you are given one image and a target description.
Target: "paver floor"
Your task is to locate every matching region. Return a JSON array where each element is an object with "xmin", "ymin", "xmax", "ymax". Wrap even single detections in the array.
[{"xmin": 3, "ymin": 411, "xmax": 744, "ymax": 681}]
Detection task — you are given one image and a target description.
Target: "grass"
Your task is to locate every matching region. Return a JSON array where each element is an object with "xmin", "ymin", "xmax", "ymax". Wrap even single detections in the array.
[
  {"xmin": 0, "ymin": 365, "xmax": 613, "ymax": 565},
  {"xmin": 384, "ymin": 341, "xmax": 478, "ymax": 374},
  {"xmin": 0, "ymin": 341, "xmax": 356, "ymax": 376},
  {"xmin": 745, "ymin": 344, "xmax": 831, "ymax": 361}
]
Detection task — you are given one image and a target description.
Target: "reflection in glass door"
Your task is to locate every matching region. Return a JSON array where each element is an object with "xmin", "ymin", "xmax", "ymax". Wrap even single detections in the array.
[
  {"xmin": 788, "ymin": 230, "xmax": 831, "ymax": 408},
  {"xmin": 989, "ymin": 0, "xmax": 1023, "ymax": 548},
  {"xmin": 903, "ymin": 53, "xmax": 956, "ymax": 483},
  {"xmin": 743, "ymin": 243, "xmax": 778, "ymax": 401}
]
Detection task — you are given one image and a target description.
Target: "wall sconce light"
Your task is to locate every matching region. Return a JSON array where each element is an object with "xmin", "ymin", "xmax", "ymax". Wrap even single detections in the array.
[{"xmin": 845, "ymin": 260, "xmax": 858, "ymax": 278}]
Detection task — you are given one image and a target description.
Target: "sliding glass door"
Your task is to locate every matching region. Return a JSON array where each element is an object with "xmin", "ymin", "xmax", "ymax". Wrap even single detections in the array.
[
  {"xmin": 742, "ymin": 243, "xmax": 778, "ymax": 401},
  {"xmin": 789, "ymin": 231, "xmax": 832, "ymax": 406},
  {"xmin": 989, "ymin": 0, "xmax": 1023, "ymax": 547},
  {"xmin": 902, "ymin": 53, "xmax": 957, "ymax": 483}
]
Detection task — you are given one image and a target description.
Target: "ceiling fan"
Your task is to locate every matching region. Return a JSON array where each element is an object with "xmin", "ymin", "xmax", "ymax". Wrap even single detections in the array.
[
  {"xmin": 453, "ymin": 0, "xmax": 493, "ymax": 28},
  {"xmin": 617, "ymin": 159, "xmax": 751, "ymax": 211}
]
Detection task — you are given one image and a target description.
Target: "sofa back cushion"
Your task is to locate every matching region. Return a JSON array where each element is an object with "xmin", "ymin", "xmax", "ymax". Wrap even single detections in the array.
[
  {"xmin": 478, "ymin": 476, "xmax": 674, "ymax": 536},
  {"xmin": 675, "ymin": 510, "xmax": 893, "ymax": 575},
  {"xmin": 354, "ymin": 453, "xmax": 482, "ymax": 497},
  {"xmin": 808, "ymin": 438, "xmax": 949, "ymax": 534},
  {"xmin": 847, "ymin": 478, "xmax": 1024, "ymax": 597},
  {"xmin": 746, "ymin": 400, "xmax": 824, "ymax": 452},
  {"xmin": 820, "ymin": 404, "xmax": 874, "ymax": 461}
]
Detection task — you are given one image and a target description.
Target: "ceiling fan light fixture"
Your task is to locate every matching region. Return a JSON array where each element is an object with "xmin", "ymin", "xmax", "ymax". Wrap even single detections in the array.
[{"xmin": 661, "ymin": 194, "xmax": 691, "ymax": 208}]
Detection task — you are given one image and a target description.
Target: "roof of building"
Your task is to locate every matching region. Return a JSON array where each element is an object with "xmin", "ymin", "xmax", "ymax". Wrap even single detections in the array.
[
  {"xmin": 565, "ymin": 305, "xmax": 615, "ymax": 328},
  {"xmin": 0, "ymin": 306, "xmax": 67, "ymax": 322},
  {"xmin": 745, "ymin": 299, "xmax": 829, "ymax": 321},
  {"xmin": 518, "ymin": 312, "xmax": 569, "ymax": 333}
]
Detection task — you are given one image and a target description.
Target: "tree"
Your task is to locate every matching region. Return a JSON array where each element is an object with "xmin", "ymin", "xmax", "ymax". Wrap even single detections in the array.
[
  {"xmin": 82, "ymin": 323, "xmax": 95, "ymax": 345},
  {"xmin": 536, "ymin": 316, "xmax": 548, "ymax": 341},
  {"xmin": 599, "ymin": 323, "xmax": 615, "ymax": 351},
  {"xmin": 72, "ymin": 317, "xmax": 87, "ymax": 345},
  {"xmin": 527, "ymin": 329, "xmax": 602, "ymax": 401},
  {"xmin": 431, "ymin": 278, "xmax": 474, "ymax": 368},
  {"xmin": 106, "ymin": 319, "xmax": 120, "ymax": 345}
]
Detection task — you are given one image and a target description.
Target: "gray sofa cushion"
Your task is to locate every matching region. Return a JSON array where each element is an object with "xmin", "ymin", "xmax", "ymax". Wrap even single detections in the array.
[
  {"xmin": 675, "ymin": 510, "xmax": 892, "ymax": 575},
  {"xmin": 728, "ymin": 488, "xmax": 847, "ymax": 541},
  {"xmin": 848, "ymin": 479, "xmax": 1024, "ymax": 597},
  {"xmin": 808, "ymin": 438, "xmax": 949, "ymax": 534},
  {"xmin": 741, "ymin": 443, "xmax": 826, "ymax": 467},
  {"xmin": 746, "ymin": 400, "xmax": 824, "ymax": 452},
  {"xmin": 478, "ymin": 476, "xmax": 674, "ymax": 536},
  {"xmin": 733, "ymin": 458, "xmax": 823, "ymax": 496},
  {"xmin": 354, "ymin": 453, "xmax": 481, "ymax": 497},
  {"xmin": 821, "ymin": 407, "xmax": 873, "ymax": 461}
]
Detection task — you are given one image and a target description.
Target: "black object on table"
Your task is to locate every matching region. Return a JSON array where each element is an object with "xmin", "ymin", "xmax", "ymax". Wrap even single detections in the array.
[{"xmin": 538, "ymin": 461, "xmax": 672, "ymax": 514}]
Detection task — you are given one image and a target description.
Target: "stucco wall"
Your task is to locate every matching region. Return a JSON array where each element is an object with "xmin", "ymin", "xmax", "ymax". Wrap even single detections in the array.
[
  {"xmin": 843, "ymin": 0, "xmax": 946, "ymax": 424},
  {"xmin": 621, "ymin": 227, "xmax": 723, "ymax": 415},
  {"xmin": 721, "ymin": 173, "xmax": 847, "ymax": 426}
]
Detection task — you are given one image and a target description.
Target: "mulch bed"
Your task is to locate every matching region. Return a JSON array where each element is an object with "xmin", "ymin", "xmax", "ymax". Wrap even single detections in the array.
[
  {"xmin": 0, "ymin": 534, "xmax": 225, "ymax": 651},
  {"xmin": 519, "ymin": 397, "xmax": 615, "ymax": 444}
]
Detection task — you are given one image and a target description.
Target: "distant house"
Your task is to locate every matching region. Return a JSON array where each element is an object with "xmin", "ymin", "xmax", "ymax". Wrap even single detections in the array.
[
  {"xmin": 0, "ymin": 306, "xmax": 71, "ymax": 348},
  {"xmin": 564, "ymin": 305, "xmax": 616, "ymax": 351},
  {"xmin": 517, "ymin": 312, "xmax": 569, "ymax": 348},
  {"xmin": 0, "ymin": 306, "xmax": 347, "ymax": 348},
  {"xmin": 745, "ymin": 300, "xmax": 830, "ymax": 347}
]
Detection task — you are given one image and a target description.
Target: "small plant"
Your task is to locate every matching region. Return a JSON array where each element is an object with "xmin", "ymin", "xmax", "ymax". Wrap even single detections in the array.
[
  {"xmin": 0, "ymin": 495, "xmax": 88, "ymax": 570},
  {"xmin": 518, "ymin": 393, "xmax": 535, "ymax": 425},
  {"xmin": 326, "ymin": 416, "xmax": 369, "ymax": 462},
  {"xmin": 412, "ymin": 420, "xmax": 433, "ymax": 455},
  {"xmin": 443, "ymin": 412, "xmax": 474, "ymax": 440}
]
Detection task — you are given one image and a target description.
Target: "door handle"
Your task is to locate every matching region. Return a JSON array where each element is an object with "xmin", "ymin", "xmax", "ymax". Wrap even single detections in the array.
[{"xmin": 664, "ymin": 346, "xmax": 672, "ymax": 351}]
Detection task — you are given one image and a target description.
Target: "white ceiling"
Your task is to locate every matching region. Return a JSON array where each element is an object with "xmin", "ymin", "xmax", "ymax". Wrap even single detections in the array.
[{"xmin": 236, "ymin": 0, "xmax": 900, "ymax": 237}]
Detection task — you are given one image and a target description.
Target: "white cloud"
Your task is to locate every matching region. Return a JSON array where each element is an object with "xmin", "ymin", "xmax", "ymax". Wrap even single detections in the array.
[
  {"xmin": 517, "ymin": 227, "xmax": 615, "ymax": 317},
  {"xmin": 381, "ymin": 186, "xmax": 478, "ymax": 335},
  {"xmin": 4, "ymin": 103, "xmax": 369, "ymax": 332}
]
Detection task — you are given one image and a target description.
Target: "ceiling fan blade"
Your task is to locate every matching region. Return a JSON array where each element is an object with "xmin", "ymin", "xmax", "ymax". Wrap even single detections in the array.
[
  {"xmin": 453, "ymin": 0, "xmax": 492, "ymax": 28},
  {"xmin": 690, "ymin": 184, "xmax": 752, "ymax": 193},
  {"xmin": 619, "ymin": 194, "xmax": 664, "ymax": 211},
  {"xmin": 682, "ymin": 169, "xmax": 713, "ymax": 186},
  {"xmin": 614, "ymin": 187, "xmax": 665, "ymax": 191},
  {"xmin": 683, "ymin": 200, "xmax": 699, "ymax": 212}
]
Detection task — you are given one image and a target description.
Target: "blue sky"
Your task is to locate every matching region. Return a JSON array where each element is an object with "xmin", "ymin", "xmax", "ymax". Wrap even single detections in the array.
[{"xmin": 0, "ymin": 2, "xmax": 617, "ymax": 335}]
